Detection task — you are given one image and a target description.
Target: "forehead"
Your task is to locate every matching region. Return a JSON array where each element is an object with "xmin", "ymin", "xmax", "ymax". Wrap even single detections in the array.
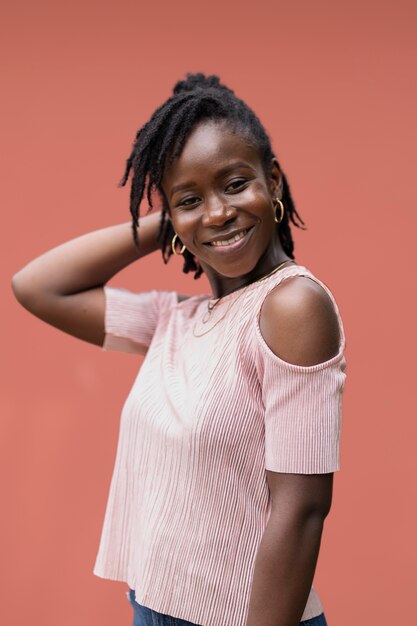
[{"xmin": 162, "ymin": 120, "xmax": 262, "ymax": 189}]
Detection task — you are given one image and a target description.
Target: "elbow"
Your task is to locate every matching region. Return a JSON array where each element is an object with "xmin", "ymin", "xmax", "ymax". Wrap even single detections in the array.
[
  {"xmin": 11, "ymin": 271, "xmax": 26, "ymax": 304},
  {"xmin": 11, "ymin": 270, "xmax": 38, "ymax": 310}
]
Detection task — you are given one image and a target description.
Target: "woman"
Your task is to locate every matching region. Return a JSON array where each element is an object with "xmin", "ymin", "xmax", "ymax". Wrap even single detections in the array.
[{"xmin": 12, "ymin": 72, "xmax": 347, "ymax": 626}]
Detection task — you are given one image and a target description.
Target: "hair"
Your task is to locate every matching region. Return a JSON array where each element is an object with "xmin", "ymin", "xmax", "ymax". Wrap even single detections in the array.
[{"xmin": 120, "ymin": 72, "xmax": 307, "ymax": 280}]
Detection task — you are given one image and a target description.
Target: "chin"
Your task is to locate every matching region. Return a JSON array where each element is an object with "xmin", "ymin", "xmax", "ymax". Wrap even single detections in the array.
[{"xmin": 209, "ymin": 258, "xmax": 260, "ymax": 278}]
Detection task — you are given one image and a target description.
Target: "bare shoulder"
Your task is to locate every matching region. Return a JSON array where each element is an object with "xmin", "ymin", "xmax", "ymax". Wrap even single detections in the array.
[{"xmin": 259, "ymin": 275, "xmax": 341, "ymax": 366}]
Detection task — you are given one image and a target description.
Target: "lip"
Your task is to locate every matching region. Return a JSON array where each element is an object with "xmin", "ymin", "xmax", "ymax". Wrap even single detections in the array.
[
  {"xmin": 204, "ymin": 226, "xmax": 253, "ymax": 245},
  {"xmin": 203, "ymin": 225, "xmax": 256, "ymax": 254}
]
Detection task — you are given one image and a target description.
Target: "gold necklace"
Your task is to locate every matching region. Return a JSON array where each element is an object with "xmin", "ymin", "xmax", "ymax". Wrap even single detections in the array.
[{"xmin": 192, "ymin": 259, "xmax": 296, "ymax": 338}]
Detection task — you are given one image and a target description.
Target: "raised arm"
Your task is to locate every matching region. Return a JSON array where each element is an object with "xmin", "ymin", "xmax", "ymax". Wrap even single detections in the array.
[{"xmin": 11, "ymin": 211, "xmax": 162, "ymax": 346}]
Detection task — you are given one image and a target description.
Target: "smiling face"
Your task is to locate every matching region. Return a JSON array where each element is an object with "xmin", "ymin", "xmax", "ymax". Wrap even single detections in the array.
[{"xmin": 161, "ymin": 119, "xmax": 289, "ymax": 296}]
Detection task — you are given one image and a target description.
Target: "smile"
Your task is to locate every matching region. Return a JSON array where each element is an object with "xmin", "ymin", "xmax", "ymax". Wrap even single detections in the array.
[{"xmin": 204, "ymin": 226, "xmax": 255, "ymax": 253}]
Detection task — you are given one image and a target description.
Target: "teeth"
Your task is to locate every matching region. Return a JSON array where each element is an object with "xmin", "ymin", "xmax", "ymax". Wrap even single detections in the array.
[{"xmin": 211, "ymin": 230, "xmax": 247, "ymax": 247}]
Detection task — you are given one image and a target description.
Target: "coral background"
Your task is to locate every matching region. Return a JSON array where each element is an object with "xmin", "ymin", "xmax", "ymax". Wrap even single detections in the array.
[{"xmin": 2, "ymin": 1, "xmax": 416, "ymax": 624}]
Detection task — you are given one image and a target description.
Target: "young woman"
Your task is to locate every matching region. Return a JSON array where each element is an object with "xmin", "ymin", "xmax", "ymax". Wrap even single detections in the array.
[{"xmin": 12, "ymin": 72, "xmax": 347, "ymax": 626}]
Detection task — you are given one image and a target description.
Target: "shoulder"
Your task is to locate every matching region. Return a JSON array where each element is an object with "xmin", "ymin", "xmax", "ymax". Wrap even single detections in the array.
[{"xmin": 258, "ymin": 275, "xmax": 341, "ymax": 366}]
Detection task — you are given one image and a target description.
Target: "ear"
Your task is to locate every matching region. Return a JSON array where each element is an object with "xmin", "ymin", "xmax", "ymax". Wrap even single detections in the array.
[
  {"xmin": 268, "ymin": 158, "xmax": 283, "ymax": 199},
  {"xmin": 158, "ymin": 188, "xmax": 172, "ymax": 218}
]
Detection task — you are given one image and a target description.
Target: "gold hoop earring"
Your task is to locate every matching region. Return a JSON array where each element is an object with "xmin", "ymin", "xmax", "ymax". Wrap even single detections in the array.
[
  {"xmin": 274, "ymin": 198, "xmax": 284, "ymax": 224},
  {"xmin": 171, "ymin": 233, "xmax": 186, "ymax": 255}
]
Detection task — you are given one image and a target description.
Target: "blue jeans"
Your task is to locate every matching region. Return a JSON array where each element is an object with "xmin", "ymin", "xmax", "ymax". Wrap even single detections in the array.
[{"xmin": 127, "ymin": 588, "xmax": 328, "ymax": 625}]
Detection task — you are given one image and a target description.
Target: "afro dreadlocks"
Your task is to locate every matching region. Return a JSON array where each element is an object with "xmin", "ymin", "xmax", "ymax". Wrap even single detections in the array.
[{"xmin": 120, "ymin": 72, "xmax": 306, "ymax": 280}]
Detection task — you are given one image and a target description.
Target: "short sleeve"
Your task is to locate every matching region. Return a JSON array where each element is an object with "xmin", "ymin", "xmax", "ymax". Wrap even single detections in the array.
[
  {"xmin": 254, "ymin": 279, "xmax": 347, "ymax": 474},
  {"xmin": 102, "ymin": 286, "xmax": 178, "ymax": 355}
]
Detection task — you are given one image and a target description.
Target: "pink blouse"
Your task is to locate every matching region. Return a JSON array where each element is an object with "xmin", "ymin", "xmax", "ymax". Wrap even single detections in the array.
[{"xmin": 93, "ymin": 263, "xmax": 347, "ymax": 626}]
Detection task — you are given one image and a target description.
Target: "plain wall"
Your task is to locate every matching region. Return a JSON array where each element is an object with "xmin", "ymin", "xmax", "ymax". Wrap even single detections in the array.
[{"xmin": 1, "ymin": 1, "xmax": 416, "ymax": 624}]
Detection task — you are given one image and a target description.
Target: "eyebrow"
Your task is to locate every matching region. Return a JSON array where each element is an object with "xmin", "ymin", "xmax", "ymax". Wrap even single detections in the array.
[{"xmin": 170, "ymin": 162, "xmax": 256, "ymax": 198}]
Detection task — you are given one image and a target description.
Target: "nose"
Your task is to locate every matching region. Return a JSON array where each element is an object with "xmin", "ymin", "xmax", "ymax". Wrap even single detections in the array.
[{"xmin": 201, "ymin": 194, "xmax": 237, "ymax": 227}]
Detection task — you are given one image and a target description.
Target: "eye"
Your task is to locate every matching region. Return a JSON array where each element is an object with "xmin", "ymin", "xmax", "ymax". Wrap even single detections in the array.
[
  {"xmin": 177, "ymin": 196, "xmax": 199, "ymax": 207},
  {"xmin": 226, "ymin": 178, "xmax": 248, "ymax": 192}
]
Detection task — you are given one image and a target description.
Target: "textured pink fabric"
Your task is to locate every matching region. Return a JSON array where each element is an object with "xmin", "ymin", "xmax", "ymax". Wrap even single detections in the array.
[{"xmin": 93, "ymin": 264, "xmax": 347, "ymax": 626}]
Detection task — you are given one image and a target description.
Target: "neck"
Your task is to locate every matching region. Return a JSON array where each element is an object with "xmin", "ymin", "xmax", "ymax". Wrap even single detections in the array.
[{"xmin": 201, "ymin": 243, "xmax": 294, "ymax": 299}]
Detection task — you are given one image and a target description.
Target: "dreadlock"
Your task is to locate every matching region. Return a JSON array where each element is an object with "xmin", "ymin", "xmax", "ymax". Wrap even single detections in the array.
[{"xmin": 120, "ymin": 72, "xmax": 307, "ymax": 280}]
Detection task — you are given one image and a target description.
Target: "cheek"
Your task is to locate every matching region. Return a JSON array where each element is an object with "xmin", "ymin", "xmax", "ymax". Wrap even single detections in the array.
[
  {"xmin": 241, "ymin": 182, "xmax": 272, "ymax": 210},
  {"xmin": 170, "ymin": 210, "xmax": 197, "ymax": 241}
]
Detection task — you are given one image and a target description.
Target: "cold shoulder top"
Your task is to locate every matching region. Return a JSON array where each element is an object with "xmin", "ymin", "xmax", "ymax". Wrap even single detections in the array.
[{"xmin": 93, "ymin": 263, "xmax": 347, "ymax": 626}]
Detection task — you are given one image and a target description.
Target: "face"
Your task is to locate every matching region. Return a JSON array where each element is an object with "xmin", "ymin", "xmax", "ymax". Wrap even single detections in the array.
[{"xmin": 161, "ymin": 120, "xmax": 286, "ymax": 292}]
